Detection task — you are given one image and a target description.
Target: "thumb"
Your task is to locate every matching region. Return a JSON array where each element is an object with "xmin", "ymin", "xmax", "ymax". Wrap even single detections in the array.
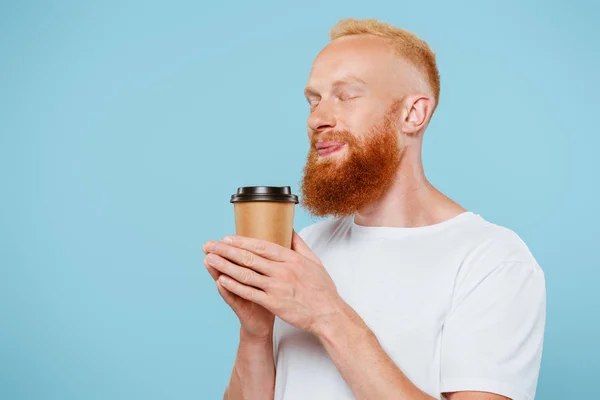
[{"xmin": 291, "ymin": 230, "xmax": 321, "ymax": 264}]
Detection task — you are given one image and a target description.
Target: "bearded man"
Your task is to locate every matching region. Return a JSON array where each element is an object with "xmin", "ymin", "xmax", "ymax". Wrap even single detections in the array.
[{"xmin": 203, "ymin": 18, "xmax": 546, "ymax": 400}]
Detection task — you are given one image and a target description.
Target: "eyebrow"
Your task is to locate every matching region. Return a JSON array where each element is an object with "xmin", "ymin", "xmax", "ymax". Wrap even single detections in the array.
[{"xmin": 304, "ymin": 76, "xmax": 367, "ymax": 97}]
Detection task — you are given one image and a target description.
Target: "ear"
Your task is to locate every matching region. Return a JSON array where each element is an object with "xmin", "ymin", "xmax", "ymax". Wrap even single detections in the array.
[{"xmin": 400, "ymin": 94, "xmax": 434, "ymax": 136}]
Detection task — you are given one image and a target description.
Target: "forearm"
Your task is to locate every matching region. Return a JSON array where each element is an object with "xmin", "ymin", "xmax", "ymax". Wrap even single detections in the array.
[
  {"xmin": 225, "ymin": 328, "xmax": 276, "ymax": 400},
  {"xmin": 315, "ymin": 301, "xmax": 435, "ymax": 400}
]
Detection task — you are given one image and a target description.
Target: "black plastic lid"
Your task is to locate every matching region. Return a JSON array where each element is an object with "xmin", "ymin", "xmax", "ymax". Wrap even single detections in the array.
[{"xmin": 230, "ymin": 186, "xmax": 299, "ymax": 203}]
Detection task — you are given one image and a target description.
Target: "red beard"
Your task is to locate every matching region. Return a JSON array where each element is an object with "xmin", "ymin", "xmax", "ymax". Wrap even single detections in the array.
[{"xmin": 300, "ymin": 102, "xmax": 402, "ymax": 218}]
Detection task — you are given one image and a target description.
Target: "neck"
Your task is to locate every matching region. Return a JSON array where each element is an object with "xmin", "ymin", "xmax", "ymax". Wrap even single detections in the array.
[{"xmin": 353, "ymin": 149, "xmax": 466, "ymax": 228}]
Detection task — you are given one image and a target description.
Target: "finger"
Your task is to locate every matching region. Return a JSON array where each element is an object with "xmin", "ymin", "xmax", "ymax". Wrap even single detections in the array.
[
  {"xmin": 205, "ymin": 240, "xmax": 275, "ymax": 276},
  {"xmin": 218, "ymin": 275, "xmax": 270, "ymax": 309},
  {"xmin": 206, "ymin": 253, "xmax": 269, "ymax": 289},
  {"xmin": 202, "ymin": 240, "xmax": 212, "ymax": 254},
  {"xmin": 215, "ymin": 278, "xmax": 243, "ymax": 308},
  {"xmin": 223, "ymin": 235, "xmax": 288, "ymax": 263},
  {"xmin": 203, "ymin": 257, "xmax": 221, "ymax": 281},
  {"xmin": 291, "ymin": 230, "xmax": 321, "ymax": 264}
]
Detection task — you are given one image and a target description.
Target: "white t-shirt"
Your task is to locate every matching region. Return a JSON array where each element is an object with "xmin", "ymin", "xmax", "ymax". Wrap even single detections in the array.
[{"xmin": 273, "ymin": 212, "xmax": 546, "ymax": 400}]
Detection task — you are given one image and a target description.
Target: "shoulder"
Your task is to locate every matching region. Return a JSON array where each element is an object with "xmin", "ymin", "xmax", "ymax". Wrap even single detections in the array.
[
  {"xmin": 455, "ymin": 215, "xmax": 545, "ymax": 293},
  {"xmin": 464, "ymin": 215, "xmax": 542, "ymax": 269}
]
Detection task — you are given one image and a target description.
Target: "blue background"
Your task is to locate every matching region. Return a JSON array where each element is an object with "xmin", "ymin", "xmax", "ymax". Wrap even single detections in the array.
[{"xmin": 1, "ymin": 1, "xmax": 598, "ymax": 398}]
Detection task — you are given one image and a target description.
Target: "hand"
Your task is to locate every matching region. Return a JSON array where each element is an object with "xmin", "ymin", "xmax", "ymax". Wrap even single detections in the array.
[
  {"xmin": 203, "ymin": 244, "xmax": 274, "ymax": 340},
  {"xmin": 202, "ymin": 231, "xmax": 343, "ymax": 334}
]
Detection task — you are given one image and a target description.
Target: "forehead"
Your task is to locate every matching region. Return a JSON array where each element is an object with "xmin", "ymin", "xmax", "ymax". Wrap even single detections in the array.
[{"xmin": 307, "ymin": 35, "xmax": 400, "ymax": 91}]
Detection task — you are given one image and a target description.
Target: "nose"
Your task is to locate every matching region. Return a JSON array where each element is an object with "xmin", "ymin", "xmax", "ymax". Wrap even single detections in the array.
[{"xmin": 307, "ymin": 101, "xmax": 336, "ymax": 134}]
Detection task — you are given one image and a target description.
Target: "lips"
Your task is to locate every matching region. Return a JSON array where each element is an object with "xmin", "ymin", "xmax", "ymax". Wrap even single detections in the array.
[{"xmin": 316, "ymin": 141, "xmax": 346, "ymax": 157}]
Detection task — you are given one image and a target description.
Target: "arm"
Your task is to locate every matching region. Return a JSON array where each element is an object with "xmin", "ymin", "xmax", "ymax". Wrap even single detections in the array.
[
  {"xmin": 224, "ymin": 328, "xmax": 275, "ymax": 400},
  {"xmin": 315, "ymin": 300, "xmax": 436, "ymax": 400},
  {"xmin": 314, "ymin": 300, "xmax": 509, "ymax": 400}
]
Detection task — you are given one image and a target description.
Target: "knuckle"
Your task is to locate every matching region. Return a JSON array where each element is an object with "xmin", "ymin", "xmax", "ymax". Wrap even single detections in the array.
[
  {"xmin": 241, "ymin": 250, "xmax": 255, "ymax": 267},
  {"xmin": 262, "ymin": 279, "xmax": 272, "ymax": 291},
  {"xmin": 238, "ymin": 269, "xmax": 253, "ymax": 285},
  {"xmin": 253, "ymin": 241, "xmax": 267, "ymax": 255},
  {"xmin": 266, "ymin": 280, "xmax": 282, "ymax": 295}
]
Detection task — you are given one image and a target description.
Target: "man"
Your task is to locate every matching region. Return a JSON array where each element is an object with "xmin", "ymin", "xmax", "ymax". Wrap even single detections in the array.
[{"xmin": 203, "ymin": 18, "xmax": 546, "ymax": 400}]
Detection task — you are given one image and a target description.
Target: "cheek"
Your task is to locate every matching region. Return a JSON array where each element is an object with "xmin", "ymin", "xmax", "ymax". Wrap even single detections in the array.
[
  {"xmin": 339, "ymin": 103, "xmax": 380, "ymax": 133},
  {"xmin": 344, "ymin": 117, "xmax": 373, "ymax": 139}
]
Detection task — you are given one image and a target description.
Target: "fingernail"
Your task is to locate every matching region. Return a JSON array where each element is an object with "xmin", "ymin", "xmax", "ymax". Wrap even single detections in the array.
[
  {"xmin": 206, "ymin": 254, "xmax": 217, "ymax": 265},
  {"xmin": 222, "ymin": 236, "xmax": 233, "ymax": 244}
]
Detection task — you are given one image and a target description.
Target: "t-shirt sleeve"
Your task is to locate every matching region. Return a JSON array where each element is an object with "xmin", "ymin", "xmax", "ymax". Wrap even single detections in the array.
[{"xmin": 440, "ymin": 261, "xmax": 546, "ymax": 400}]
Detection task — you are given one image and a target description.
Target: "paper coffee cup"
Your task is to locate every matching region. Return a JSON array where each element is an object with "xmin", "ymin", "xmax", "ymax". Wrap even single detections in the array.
[{"xmin": 230, "ymin": 186, "xmax": 299, "ymax": 248}]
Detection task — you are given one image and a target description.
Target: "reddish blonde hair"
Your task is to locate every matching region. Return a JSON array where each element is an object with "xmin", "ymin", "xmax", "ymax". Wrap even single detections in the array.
[{"xmin": 330, "ymin": 18, "xmax": 440, "ymax": 110}]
